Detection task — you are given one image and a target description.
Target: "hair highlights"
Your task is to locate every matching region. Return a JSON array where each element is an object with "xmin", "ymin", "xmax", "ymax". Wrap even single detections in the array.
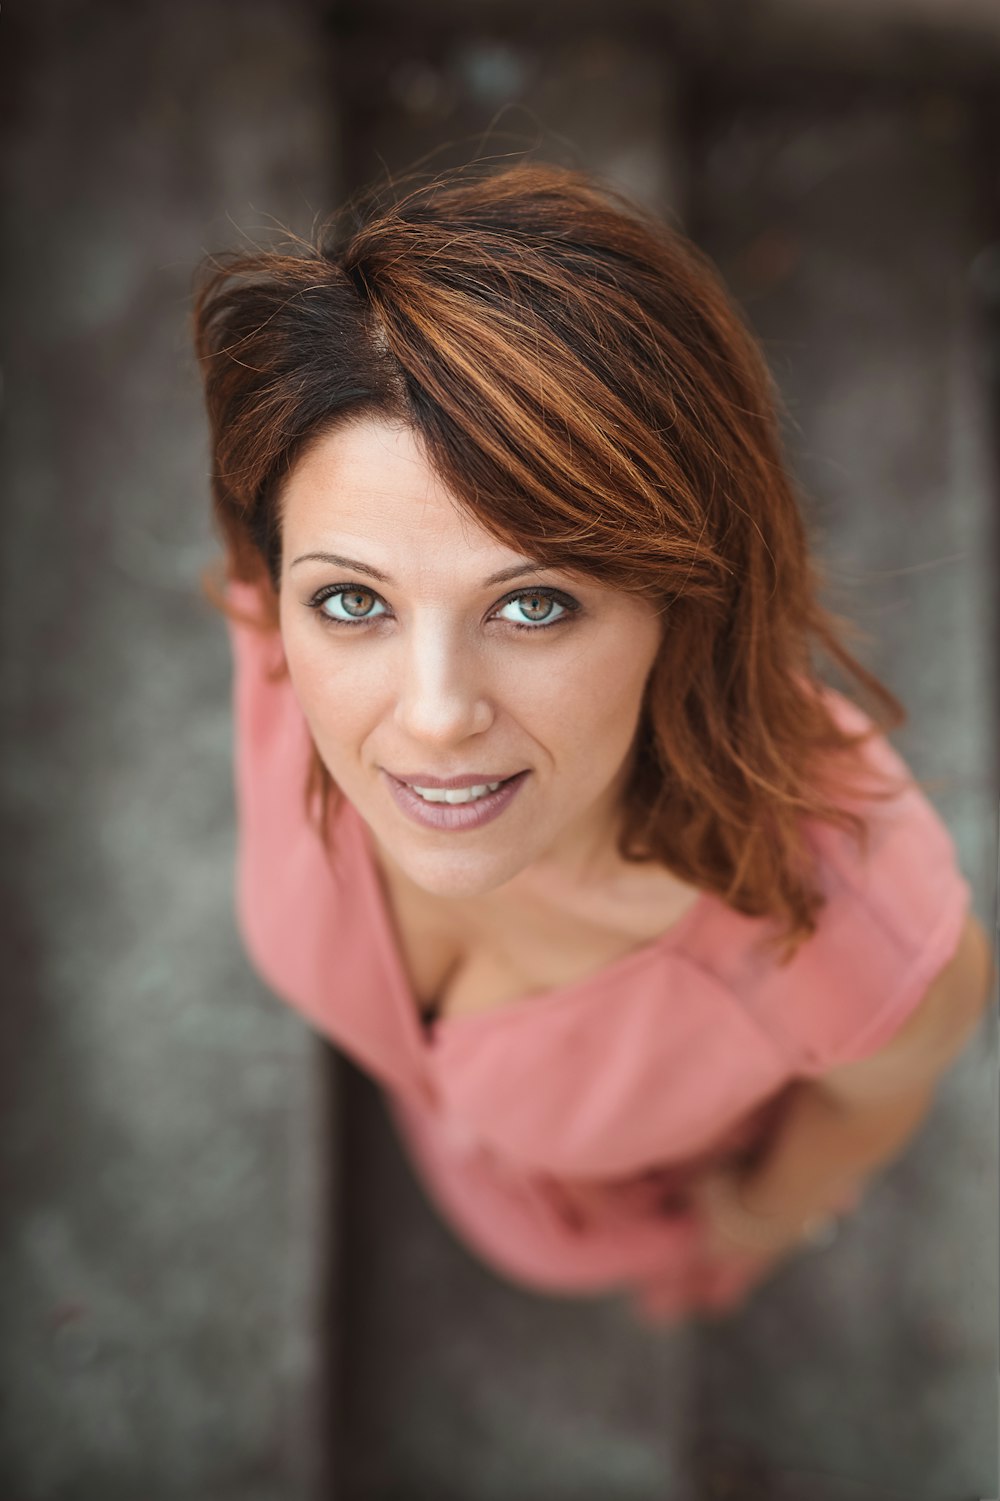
[{"xmin": 193, "ymin": 161, "xmax": 906, "ymax": 961}]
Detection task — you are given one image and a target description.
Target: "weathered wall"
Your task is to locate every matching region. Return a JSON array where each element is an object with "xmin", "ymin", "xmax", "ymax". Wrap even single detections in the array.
[{"xmin": 1, "ymin": 3, "xmax": 337, "ymax": 1496}]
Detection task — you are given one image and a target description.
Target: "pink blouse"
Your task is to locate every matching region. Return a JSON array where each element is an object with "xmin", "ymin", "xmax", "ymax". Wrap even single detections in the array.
[{"xmin": 224, "ymin": 581, "xmax": 972, "ymax": 1321}]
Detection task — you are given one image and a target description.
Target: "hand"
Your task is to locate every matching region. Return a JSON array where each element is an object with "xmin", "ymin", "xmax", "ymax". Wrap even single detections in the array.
[
  {"xmin": 693, "ymin": 1158, "xmax": 840, "ymax": 1254},
  {"xmin": 631, "ymin": 1164, "xmax": 861, "ymax": 1325},
  {"xmin": 689, "ymin": 1164, "xmax": 857, "ymax": 1269}
]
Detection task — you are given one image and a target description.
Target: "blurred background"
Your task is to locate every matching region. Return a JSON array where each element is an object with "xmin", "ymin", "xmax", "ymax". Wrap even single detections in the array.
[{"xmin": 2, "ymin": 2, "xmax": 998, "ymax": 1498}]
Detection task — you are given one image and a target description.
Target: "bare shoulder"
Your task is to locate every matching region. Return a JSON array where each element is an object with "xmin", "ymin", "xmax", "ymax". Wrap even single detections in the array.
[{"xmin": 817, "ymin": 911, "xmax": 996, "ymax": 1108}]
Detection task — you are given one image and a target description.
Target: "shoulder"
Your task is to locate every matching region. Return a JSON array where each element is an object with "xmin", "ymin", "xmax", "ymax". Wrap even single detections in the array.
[
  {"xmin": 222, "ymin": 577, "xmax": 298, "ymax": 751},
  {"xmin": 223, "ymin": 578, "xmax": 286, "ymax": 681},
  {"xmin": 223, "ymin": 576, "xmax": 324, "ymax": 852},
  {"xmin": 817, "ymin": 908, "xmax": 994, "ymax": 1106},
  {"xmin": 734, "ymin": 687, "xmax": 980, "ymax": 1078},
  {"xmin": 803, "ymin": 686, "xmax": 968, "ymax": 955}
]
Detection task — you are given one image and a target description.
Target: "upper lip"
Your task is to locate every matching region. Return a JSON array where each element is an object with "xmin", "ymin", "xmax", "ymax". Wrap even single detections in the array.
[{"xmin": 387, "ymin": 770, "xmax": 524, "ymax": 789}]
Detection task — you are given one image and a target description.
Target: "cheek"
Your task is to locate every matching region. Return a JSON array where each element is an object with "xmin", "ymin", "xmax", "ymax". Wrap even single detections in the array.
[
  {"xmin": 279, "ymin": 622, "xmax": 655, "ymax": 772},
  {"xmin": 282, "ymin": 633, "xmax": 381, "ymax": 754},
  {"xmin": 574, "ymin": 633, "xmax": 651, "ymax": 714},
  {"xmin": 532, "ymin": 654, "xmax": 647, "ymax": 764}
]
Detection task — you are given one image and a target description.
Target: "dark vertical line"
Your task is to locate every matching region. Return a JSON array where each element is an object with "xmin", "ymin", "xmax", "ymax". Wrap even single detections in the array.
[
  {"xmin": 966, "ymin": 76, "xmax": 1000, "ymax": 1501},
  {"xmin": 316, "ymin": 1042, "xmax": 346, "ymax": 1500}
]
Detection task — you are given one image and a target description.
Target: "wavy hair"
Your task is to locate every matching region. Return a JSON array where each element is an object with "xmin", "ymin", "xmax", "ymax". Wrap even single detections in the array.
[{"xmin": 192, "ymin": 160, "xmax": 907, "ymax": 962}]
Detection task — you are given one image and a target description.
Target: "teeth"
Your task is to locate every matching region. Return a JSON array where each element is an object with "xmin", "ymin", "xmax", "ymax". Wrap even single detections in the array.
[{"xmin": 410, "ymin": 781, "xmax": 503, "ymax": 804}]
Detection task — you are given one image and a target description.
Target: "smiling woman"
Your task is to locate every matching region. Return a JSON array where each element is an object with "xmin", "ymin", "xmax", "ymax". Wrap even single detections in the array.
[
  {"xmin": 276, "ymin": 416, "xmax": 665, "ymax": 901},
  {"xmin": 192, "ymin": 162, "xmax": 991, "ymax": 1323}
]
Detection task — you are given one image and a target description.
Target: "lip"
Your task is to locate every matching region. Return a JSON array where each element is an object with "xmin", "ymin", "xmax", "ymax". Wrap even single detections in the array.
[
  {"xmin": 389, "ymin": 771, "xmax": 521, "ymax": 789},
  {"xmin": 382, "ymin": 768, "xmax": 530, "ymax": 832}
]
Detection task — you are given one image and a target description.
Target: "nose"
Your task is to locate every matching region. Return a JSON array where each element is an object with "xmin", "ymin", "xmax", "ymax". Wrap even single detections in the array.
[{"xmin": 392, "ymin": 620, "xmax": 494, "ymax": 746}]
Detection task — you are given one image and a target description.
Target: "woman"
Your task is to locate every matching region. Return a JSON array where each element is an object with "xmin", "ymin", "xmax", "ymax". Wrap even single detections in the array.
[{"xmin": 192, "ymin": 162, "xmax": 993, "ymax": 1324}]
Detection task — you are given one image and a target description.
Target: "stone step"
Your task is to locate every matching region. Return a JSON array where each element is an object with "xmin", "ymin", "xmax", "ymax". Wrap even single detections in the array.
[{"xmin": 330, "ymin": 29, "xmax": 998, "ymax": 1501}]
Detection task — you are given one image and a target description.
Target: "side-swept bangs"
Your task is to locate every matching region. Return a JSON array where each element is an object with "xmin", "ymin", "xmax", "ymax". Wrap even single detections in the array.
[{"xmin": 193, "ymin": 161, "xmax": 907, "ymax": 961}]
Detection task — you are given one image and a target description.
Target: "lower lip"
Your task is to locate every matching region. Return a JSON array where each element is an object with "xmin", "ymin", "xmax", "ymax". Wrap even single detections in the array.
[{"xmin": 382, "ymin": 770, "xmax": 530, "ymax": 832}]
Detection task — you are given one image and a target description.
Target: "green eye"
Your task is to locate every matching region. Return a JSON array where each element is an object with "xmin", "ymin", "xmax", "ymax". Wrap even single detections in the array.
[
  {"xmin": 495, "ymin": 589, "xmax": 576, "ymax": 630},
  {"xmin": 316, "ymin": 586, "xmax": 388, "ymax": 624},
  {"xmin": 307, "ymin": 582, "xmax": 579, "ymax": 632}
]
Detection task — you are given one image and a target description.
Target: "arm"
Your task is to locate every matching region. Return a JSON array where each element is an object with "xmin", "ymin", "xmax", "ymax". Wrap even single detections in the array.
[{"xmin": 694, "ymin": 909, "xmax": 995, "ymax": 1254}]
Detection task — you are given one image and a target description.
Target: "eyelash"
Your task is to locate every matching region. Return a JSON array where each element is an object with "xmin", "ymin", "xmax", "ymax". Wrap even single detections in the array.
[{"xmin": 306, "ymin": 584, "xmax": 580, "ymax": 634}]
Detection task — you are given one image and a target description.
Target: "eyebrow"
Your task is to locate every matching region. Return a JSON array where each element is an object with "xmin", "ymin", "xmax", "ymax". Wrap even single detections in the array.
[{"xmin": 289, "ymin": 551, "xmax": 550, "ymax": 588}]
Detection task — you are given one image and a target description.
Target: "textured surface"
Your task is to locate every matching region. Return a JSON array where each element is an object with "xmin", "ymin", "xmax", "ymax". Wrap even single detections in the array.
[
  {"xmin": 329, "ymin": 28, "xmax": 703, "ymax": 1501},
  {"xmin": 2, "ymin": 4, "xmax": 997, "ymax": 1500},
  {"xmin": 331, "ymin": 29, "xmax": 998, "ymax": 1501},
  {"xmin": 1, "ymin": 3, "xmax": 337, "ymax": 1497},
  {"xmin": 687, "ymin": 89, "xmax": 999, "ymax": 1500}
]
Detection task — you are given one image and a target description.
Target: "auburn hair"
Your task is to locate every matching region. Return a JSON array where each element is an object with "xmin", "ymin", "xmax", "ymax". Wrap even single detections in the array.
[{"xmin": 192, "ymin": 160, "xmax": 907, "ymax": 963}]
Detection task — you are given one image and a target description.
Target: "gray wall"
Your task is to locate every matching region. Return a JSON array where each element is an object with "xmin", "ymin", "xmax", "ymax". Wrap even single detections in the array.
[
  {"xmin": 2, "ymin": 3, "xmax": 997, "ymax": 1499},
  {"xmin": 2, "ymin": 3, "xmax": 337, "ymax": 1496}
]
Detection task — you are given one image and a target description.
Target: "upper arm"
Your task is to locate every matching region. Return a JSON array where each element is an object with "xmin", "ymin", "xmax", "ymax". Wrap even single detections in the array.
[{"xmin": 815, "ymin": 911, "xmax": 995, "ymax": 1110}]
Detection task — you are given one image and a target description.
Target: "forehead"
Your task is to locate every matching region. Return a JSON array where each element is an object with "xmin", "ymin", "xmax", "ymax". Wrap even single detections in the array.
[{"xmin": 281, "ymin": 417, "xmax": 517, "ymax": 567}]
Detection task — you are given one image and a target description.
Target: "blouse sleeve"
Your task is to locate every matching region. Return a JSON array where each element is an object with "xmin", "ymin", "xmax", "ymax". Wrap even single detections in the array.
[
  {"xmin": 220, "ymin": 578, "xmax": 312, "ymax": 992},
  {"xmin": 222, "ymin": 578, "xmax": 289, "ymax": 740},
  {"xmin": 744, "ymin": 688, "xmax": 974, "ymax": 1078}
]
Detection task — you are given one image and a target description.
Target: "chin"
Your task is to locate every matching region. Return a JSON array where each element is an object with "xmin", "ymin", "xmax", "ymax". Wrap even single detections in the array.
[{"xmin": 396, "ymin": 843, "xmax": 527, "ymax": 899}]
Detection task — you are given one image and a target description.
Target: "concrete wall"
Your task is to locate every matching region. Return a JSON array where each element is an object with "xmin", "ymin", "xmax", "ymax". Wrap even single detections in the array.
[
  {"xmin": 2, "ymin": 3, "xmax": 996, "ymax": 1498},
  {"xmin": 1, "ymin": 3, "xmax": 337, "ymax": 1496}
]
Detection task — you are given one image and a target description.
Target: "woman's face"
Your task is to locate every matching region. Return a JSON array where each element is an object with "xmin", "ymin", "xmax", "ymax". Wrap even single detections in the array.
[{"xmin": 278, "ymin": 416, "xmax": 664, "ymax": 899}]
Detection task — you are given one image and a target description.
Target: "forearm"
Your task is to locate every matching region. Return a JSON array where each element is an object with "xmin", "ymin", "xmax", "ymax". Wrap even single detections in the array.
[
  {"xmin": 702, "ymin": 915, "xmax": 994, "ymax": 1254},
  {"xmin": 734, "ymin": 1074, "xmax": 939, "ymax": 1225}
]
